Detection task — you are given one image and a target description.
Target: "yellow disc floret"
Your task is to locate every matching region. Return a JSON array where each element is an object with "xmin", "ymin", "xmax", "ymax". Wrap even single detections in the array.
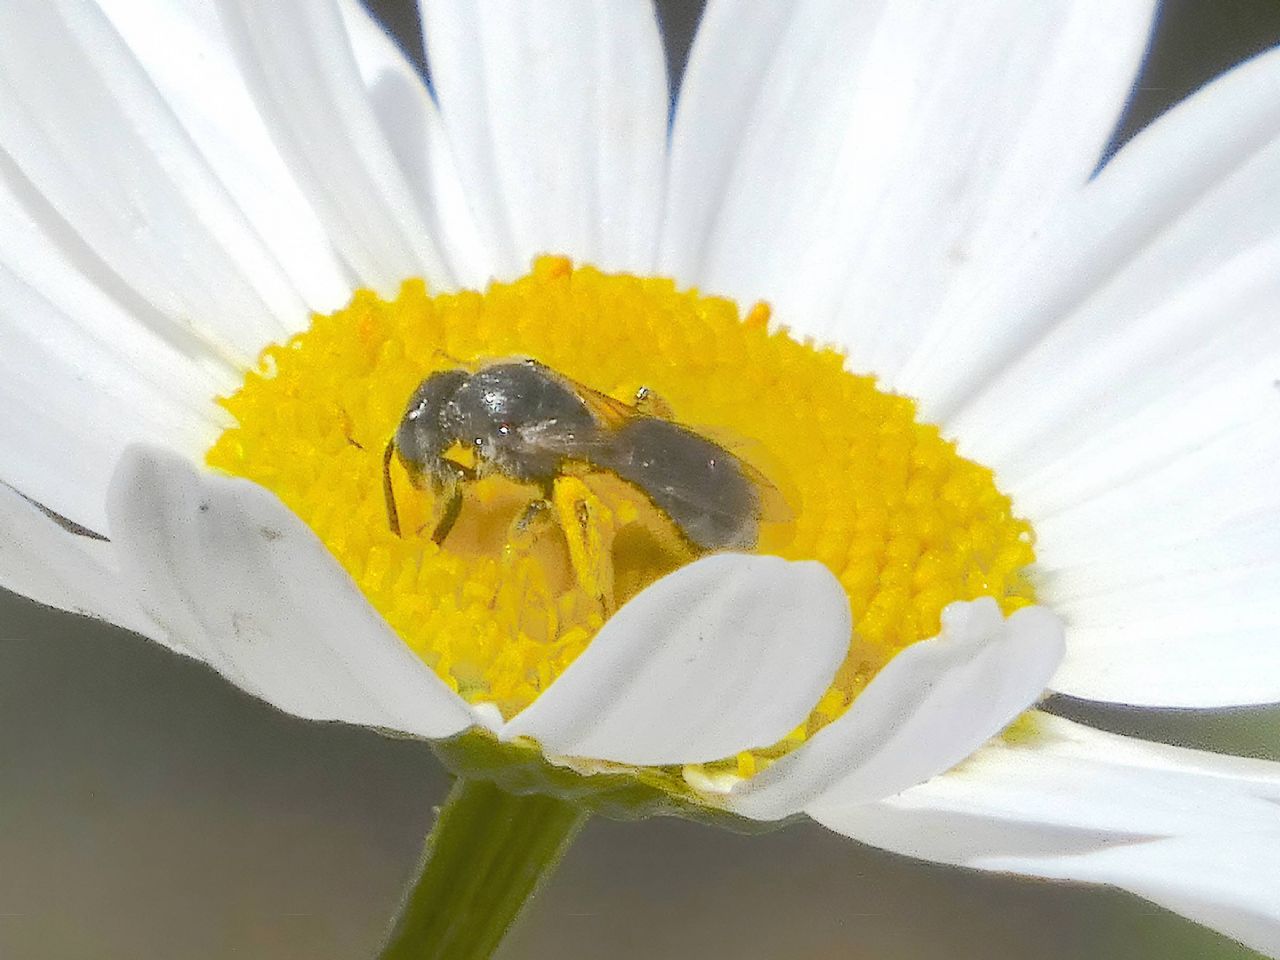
[{"xmin": 208, "ymin": 257, "xmax": 1035, "ymax": 773}]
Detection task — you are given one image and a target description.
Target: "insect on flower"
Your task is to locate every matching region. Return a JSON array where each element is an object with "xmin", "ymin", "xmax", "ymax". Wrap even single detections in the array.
[
  {"xmin": 383, "ymin": 358, "xmax": 790, "ymax": 552},
  {"xmin": 3, "ymin": 2, "xmax": 1280, "ymax": 958}
]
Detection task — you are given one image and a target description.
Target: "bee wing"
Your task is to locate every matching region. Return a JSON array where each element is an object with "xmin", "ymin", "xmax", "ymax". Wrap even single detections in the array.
[
  {"xmin": 670, "ymin": 450, "xmax": 793, "ymax": 527},
  {"xmin": 605, "ymin": 418, "xmax": 797, "ymax": 552},
  {"xmin": 644, "ymin": 464, "xmax": 792, "ymax": 530},
  {"xmin": 500, "ymin": 368, "xmax": 640, "ymax": 463},
  {"xmin": 530, "ymin": 368, "xmax": 795, "ymax": 530},
  {"xmin": 557, "ymin": 373, "xmax": 643, "ymax": 431},
  {"xmin": 679, "ymin": 425, "xmax": 796, "ymax": 524},
  {"xmin": 512, "ymin": 418, "xmax": 617, "ymax": 459},
  {"xmin": 722, "ymin": 449, "xmax": 794, "ymax": 524}
]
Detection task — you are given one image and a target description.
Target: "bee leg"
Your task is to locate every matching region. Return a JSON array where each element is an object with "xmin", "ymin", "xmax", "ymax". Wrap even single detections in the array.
[
  {"xmin": 633, "ymin": 385, "xmax": 674, "ymax": 419},
  {"xmin": 429, "ymin": 485, "xmax": 462, "ymax": 544},
  {"xmin": 429, "ymin": 461, "xmax": 475, "ymax": 544},
  {"xmin": 551, "ymin": 475, "xmax": 616, "ymax": 613},
  {"xmin": 382, "ymin": 439, "xmax": 403, "ymax": 537},
  {"xmin": 493, "ymin": 497, "xmax": 559, "ymax": 642}
]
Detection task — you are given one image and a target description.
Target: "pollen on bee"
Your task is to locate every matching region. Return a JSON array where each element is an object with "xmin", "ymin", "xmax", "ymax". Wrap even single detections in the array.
[{"xmin": 207, "ymin": 256, "xmax": 1035, "ymax": 772}]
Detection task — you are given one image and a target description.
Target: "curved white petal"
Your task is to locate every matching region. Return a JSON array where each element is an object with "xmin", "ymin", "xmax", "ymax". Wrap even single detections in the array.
[
  {"xmin": 0, "ymin": 483, "xmax": 172, "ymax": 651},
  {"xmin": 726, "ymin": 600, "xmax": 1063, "ymax": 820},
  {"xmin": 214, "ymin": 0, "xmax": 457, "ymax": 294},
  {"xmin": 932, "ymin": 48, "xmax": 1280, "ymax": 707},
  {"xmin": 421, "ymin": 0, "xmax": 669, "ymax": 277},
  {"xmin": 106, "ymin": 446, "xmax": 477, "ymax": 739},
  {"xmin": 0, "ymin": 0, "xmax": 335, "ymax": 365},
  {"xmin": 501, "ymin": 554, "xmax": 850, "ymax": 766},
  {"xmin": 983, "ymin": 836, "xmax": 1280, "ymax": 959},
  {"xmin": 336, "ymin": 1, "xmax": 491, "ymax": 289},
  {"xmin": 93, "ymin": 0, "xmax": 352, "ymax": 317},
  {"xmin": 813, "ymin": 713, "xmax": 1280, "ymax": 957},
  {"xmin": 0, "ymin": 172, "xmax": 232, "ymax": 529},
  {"xmin": 663, "ymin": 0, "xmax": 1156, "ymax": 380}
]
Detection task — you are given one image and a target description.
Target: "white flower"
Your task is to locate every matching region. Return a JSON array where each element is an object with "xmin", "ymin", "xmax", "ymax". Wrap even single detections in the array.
[{"xmin": 1, "ymin": 1, "xmax": 1278, "ymax": 956}]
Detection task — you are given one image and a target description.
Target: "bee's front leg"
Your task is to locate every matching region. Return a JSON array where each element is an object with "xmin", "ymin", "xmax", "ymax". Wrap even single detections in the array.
[{"xmin": 428, "ymin": 460, "xmax": 475, "ymax": 544}]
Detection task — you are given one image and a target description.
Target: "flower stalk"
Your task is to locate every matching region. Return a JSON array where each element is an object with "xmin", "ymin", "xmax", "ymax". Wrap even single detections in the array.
[{"xmin": 379, "ymin": 777, "xmax": 588, "ymax": 960}]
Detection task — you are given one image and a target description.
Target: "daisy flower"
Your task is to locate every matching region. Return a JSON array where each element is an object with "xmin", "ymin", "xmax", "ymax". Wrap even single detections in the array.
[{"xmin": 1, "ymin": 1, "xmax": 1278, "ymax": 957}]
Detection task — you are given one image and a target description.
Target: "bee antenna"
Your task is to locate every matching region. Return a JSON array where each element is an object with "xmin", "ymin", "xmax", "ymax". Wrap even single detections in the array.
[
  {"xmin": 431, "ymin": 347, "xmax": 464, "ymax": 367},
  {"xmin": 382, "ymin": 437, "xmax": 402, "ymax": 537}
]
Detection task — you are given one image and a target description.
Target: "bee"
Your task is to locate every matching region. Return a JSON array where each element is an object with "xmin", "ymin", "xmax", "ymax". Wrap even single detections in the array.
[{"xmin": 383, "ymin": 358, "xmax": 787, "ymax": 551}]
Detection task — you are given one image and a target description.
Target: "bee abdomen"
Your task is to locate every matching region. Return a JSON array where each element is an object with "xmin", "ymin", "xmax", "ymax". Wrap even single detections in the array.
[{"xmin": 603, "ymin": 418, "xmax": 760, "ymax": 551}]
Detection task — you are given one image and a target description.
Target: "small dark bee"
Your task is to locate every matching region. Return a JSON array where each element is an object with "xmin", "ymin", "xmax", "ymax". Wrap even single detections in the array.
[{"xmin": 383, "ymin": 358, "xmax": 786, "ymax": 551}]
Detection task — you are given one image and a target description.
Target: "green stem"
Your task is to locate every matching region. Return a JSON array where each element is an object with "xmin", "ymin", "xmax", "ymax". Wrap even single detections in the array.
[{"xmin": 379, "ymin": 777, "xmax": 588, "ymax": 960}]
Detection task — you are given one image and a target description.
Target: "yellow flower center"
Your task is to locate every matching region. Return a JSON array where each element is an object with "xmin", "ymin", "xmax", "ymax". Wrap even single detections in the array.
[{"xmin": 208, "ymin": 257, "xmax": 1035, "ymax": 776}]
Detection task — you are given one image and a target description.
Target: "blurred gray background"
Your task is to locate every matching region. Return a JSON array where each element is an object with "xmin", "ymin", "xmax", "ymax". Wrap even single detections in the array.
[{"xmin": 4, "ymin": 2, "xmax": 1280, "ymax": 958}]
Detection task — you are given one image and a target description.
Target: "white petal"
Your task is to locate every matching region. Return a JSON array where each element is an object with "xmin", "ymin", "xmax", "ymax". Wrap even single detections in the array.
[
  {"xmin": 813, "ymin": 714, "xmax": 1280, "ymax": 957},
  {"xmin": 214, "ymin": 0, "xmax": 458, "ymax": 293},
  {"xmin": 726, "ymin": 600, "xmax": 1063, "ymax": 820},
  {"xmin": 501, "ymin": 554, "xmax": 850, "ymax": 766},
  {"xmin": 336, "ymin": 1, "xmax": 491, "ymax": 289},
  {"xmin": 106, "ymin": 446, "xmax": 477, "ymax": 739},
  {"xmin": 0, "ymin": 174, "xmax": 233, "ymax": 528},
  {"xmin": 94, "ymin": 0, "xmax": 352, "ymax": 316},
  {"xmin": 934, "ymin": 48, "xmax": 1280, "ymax": 707},
  {"xmin": 0, "ymin": 482, "xmax": 170, "ymax": 651},
  {"xmin": 662, "ymin": 0, "xmax": 1155, "ymax": 381},
  {"xmin": 983, "ymin": 836, "xmax": 1280, "ymax": 959},
  {"xmin": 421, "ymin": 0, "xmax": 669, "ymax": 277},
  {"xmin": 0, "ymin": 0, "xmax": 311, "ymax": 365}
]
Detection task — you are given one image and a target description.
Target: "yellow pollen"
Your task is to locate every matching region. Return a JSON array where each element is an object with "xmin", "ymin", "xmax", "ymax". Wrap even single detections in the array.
[{"xmin": 208, "ymin": 257, "xmax": 1035, "ymax": 774}]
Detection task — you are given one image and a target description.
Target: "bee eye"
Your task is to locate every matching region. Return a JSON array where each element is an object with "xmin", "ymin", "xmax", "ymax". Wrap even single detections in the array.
[{"xmin": 474, "ymin": 437, "xmax": 484, "ymax": 446}]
